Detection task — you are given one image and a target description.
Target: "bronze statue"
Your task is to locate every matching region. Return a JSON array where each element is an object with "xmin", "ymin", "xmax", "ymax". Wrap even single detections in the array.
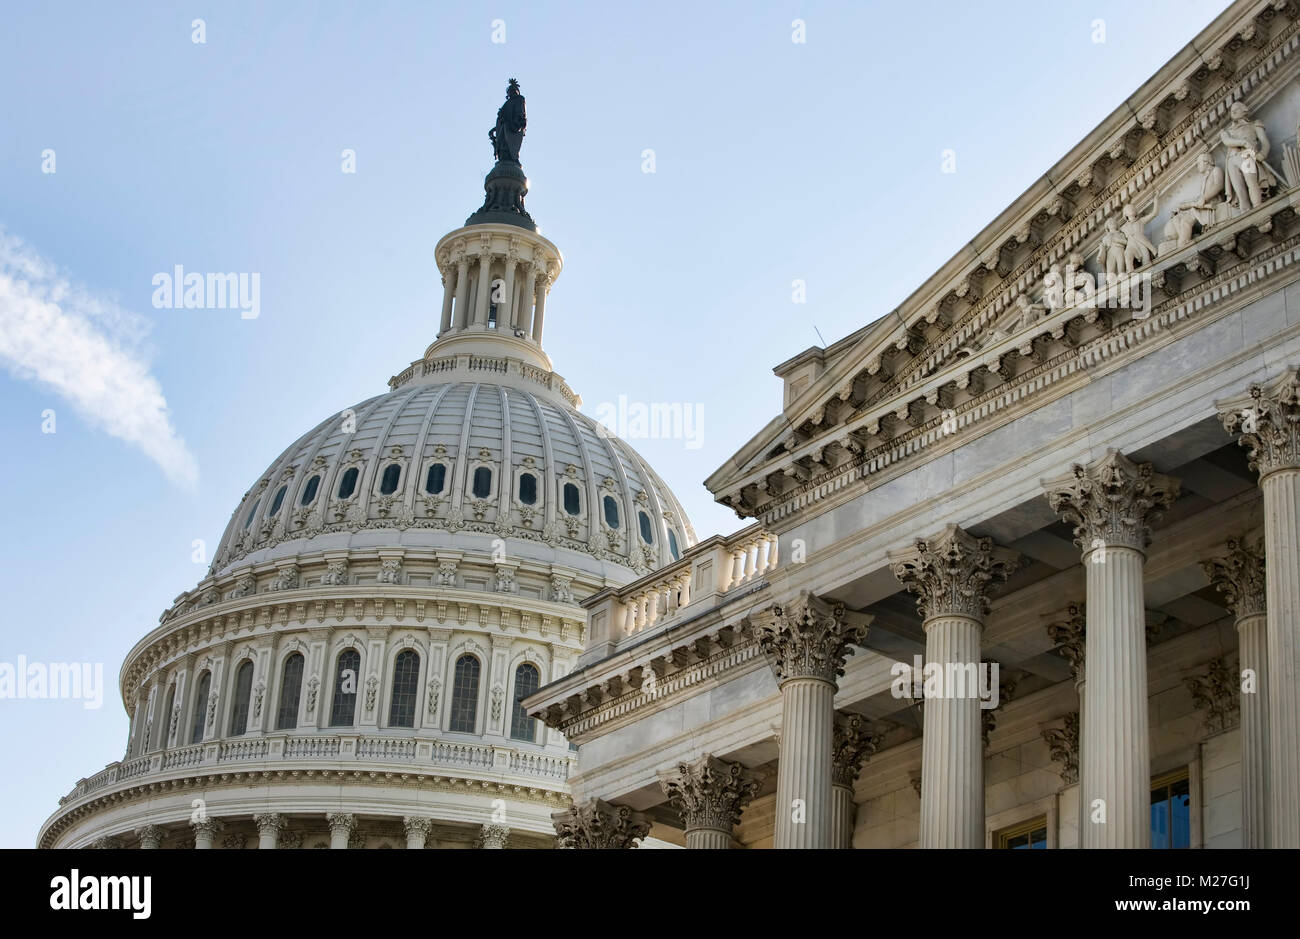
[{"xmin": 489, "ymin": 79, "xmax": 526, "ymax": 163}]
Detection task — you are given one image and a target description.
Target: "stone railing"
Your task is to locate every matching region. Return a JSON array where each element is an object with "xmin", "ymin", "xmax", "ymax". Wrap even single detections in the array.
[
  {"xmin": 388, "ymin": 353, "xmax": 579, "ymax": 406},
  {"xmin": 583, "ymin": 524, "xmax": 779, "ymax": 652},
  {"xmin": 56, "ymin": 734, "xmax": 572, "ymax": 806}
]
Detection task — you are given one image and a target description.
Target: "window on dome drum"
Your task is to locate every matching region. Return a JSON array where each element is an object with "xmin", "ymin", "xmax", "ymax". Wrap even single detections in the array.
[
  {"xmin": 449, "ymin": 655, "xmax": 481, "ymax": 733},
  {"xmin": 190, "ymin": 671, "xmax": 211, "ymax": 744},
  {"xmin": 158, "ymin": 684, "xmax": 175, "ymax": 748},
  {"xmin": 380, "ymin": 464, "xmax": 401, "ymax": 495},
  {"xmin": 472, "ymin": 467, "xmax": 492, "ymax": 499},
  {"xmin": 337, "ymin": 467, "xmax": 359, "ymax": 499},
  {"xmin": 388, "ymin": 650, "xmax": 420, "ymax": 728},
  {"xmin": 227, "ymin": 660, "xmax": 255, "ymax": 736},
  {"xmin": 638, "ymin": 510, "xmax": 654, "ymax": 545},
  {"xmin": 996, "ymin": 817, "xmax": 1048, "ymax": 849},
  {"xmin": 518, "ymin": 472, "xmax": 538, "ymax": 505},
  {"xmin": 276, "ymin": 653, "xmax": 304, "ymax": 730},
  {"xmin": 668, "ymin": 529, "xmax": 680, "ymax": 561},
  {"xmin": 563, "ymin": 483, "xmax": 581, "ymax": 516},
  {"xmin": 243, "ymin": 500, "xmax": 259, "ymax": 529},
  {"xmin": 425, "ymin": 463, "xmax": 446, "ymax": 494},
  {"xmin": 510, "ymin": 664, "xmax": 540, "ymax": 742},
  {"xmin": 603, "ymin": 495, "xmax": 620, "ymax": 529},
  {"xmin": 1151, "ymin": 769, "xmax": 1192, "ymax": 849},
  {"xmin": 269, "ymin": 485, "xmax": 287, "ymax": 517},
  {"xmin": 301, "ymin": 474, "xmax": 320, "ymax": 505},
  {"xmin": 329, "ymin": 649, "xmax": 361, "ymax": 727}
]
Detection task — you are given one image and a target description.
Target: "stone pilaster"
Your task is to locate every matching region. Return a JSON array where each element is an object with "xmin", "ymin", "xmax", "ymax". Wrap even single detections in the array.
[
  {"xmin": 134, "ymin": 824, "xmax": 164, "ymax": 850},
  {"xmin": 660, "ymin": 754, "xmax": 764, "ymax": 849},
  {"xmin": 254, "ymin": 812, "xmax": 286, "ymax": 849},
  {"xmin": 749, "ymin": 591, "xmax": 870, "ymax": 849},
  {"xmin": 1045, "ymin": 449, "xmax": 1178, "ymax": 849},
  {"xmin": 403, "ymin": 816, "xmax": 432, "ymax": 849},
  {"xmin": 830, "ymin": 713, "xmax": 880, "ymax": 849},
  {"xmin": 326, "ymin": 812, "xmax": 356, "ymax": 850},
  {"xmin": 479, "ymin": 824, "xmax": 510, "ymax": 849},
  {"xmin": 552, "ymin": 799, "xmax": 650, "ymax": 849},
  {"xmin": 1041, "ymin": 712, "xmax": 1080, "ymax": 785},
  {"xmin": 190, "ymin": 817, "xmax": 223, "ymax": 850},
  {"xmin": 892, "ymin": 524, "xmax": 1017, "ymax": 849},
  {"xmin": 1047, "ymin": 602, "xmax": 1086, "ymax": 835},
  {"xmin": 1202, "ymin": 537, "xmax": 1268, "ymax": 847}
]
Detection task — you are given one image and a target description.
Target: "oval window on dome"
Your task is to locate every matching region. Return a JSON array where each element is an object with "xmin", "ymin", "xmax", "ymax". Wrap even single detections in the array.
[
  {"xmin": 603, "ymin": 495, "xmax": 620, "ymax": 529},
  {"xmin": 269, "ymin": 485, "xmax": 287, "ymax": 517},
  {"xmin": 338, "ymin": 467, "xmax": 359, "ymax": 499},
  {"xmin": 243, "ymin": 500, "xmax": 259, "ymax": 529},
  {"xmin": 380, "ymin": 464, "xmax": 401, "ymax": 495},
  {"xmin": 301, "ymin": 474, "xmax": 320, "ymax": 505},
  {"xmin": 638, "ymin": 510, "xmax": 654, "ymax": 545},
  {"xmin": 668, "ymin": 529, "xmax": 680, "ymax": 561},
  {"xmin": 518, "ymin": 472, "xmax": 537, "ymax": 505},
  {"xmin": 425, "ymin": 464, "xmax": 446, "ymax": 494},
  {"xmin": 563, "ymin": 483, "xmax": 581, "ymax": 516},
  {"xmin": 472, "ymin": 467, "xmax": 492, "ymax": 499}
]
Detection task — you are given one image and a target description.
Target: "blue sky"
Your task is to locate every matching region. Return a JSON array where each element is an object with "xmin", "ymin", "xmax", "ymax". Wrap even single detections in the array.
[{"xmin": 0, "ymin": 0, "xmax": 1230, "ymax": 846}]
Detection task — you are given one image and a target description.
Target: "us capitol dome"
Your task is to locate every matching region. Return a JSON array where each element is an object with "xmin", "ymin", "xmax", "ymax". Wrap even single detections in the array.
[{"xmin": 39, "ymin": 81, "xmax": 695, "ymax": 850}]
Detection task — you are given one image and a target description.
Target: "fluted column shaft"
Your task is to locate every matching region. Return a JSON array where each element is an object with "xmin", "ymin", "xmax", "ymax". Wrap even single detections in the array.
[
  {"xmin": 327, "ymin": 813, "xmax": 355, "ymax": 850},
  {"xmin": 518, "ymin": 267, "xmax": 537, "ymax": 335},
  {"xmin": 453, "ymin": 257, "xmax": 471, "ymax": 329},
  {"xmin": 255, "ymin": 813, "xmax": 284, "ymax": 849},
  {"xmin": 775, "ymin": 677, "xmax": 835, "ymax": 848},
  {"xmin": 532, "ymin": 277, "xmax": 547, "ymax": 341},
  {"xmin": 831, "ymin": 785, "xmax": 855, "ymax": 849},
  {"xmin": 1081, "ymin": 544, "xmax": 1149, "ymax": 848},
  {"xmin": 1262, "ymin": 469, "xmax": 1300, "ymax": 847},
  {"xmin": 499, "ymin": 257, "xmax": 517, "ymax": 329},
  {"xmin": 1237, "ymin": 610, "xmax": 1269, "ymax": 847},
  {"xmin": 191, "ymin": 818, "xmax": 222, "ymax": 849},
  {"xmin": 439, "ymin": 265, "xmax": 456, "ymax": 334},
  {"xmin": 473, "ymin": 252, "xmax": 493, "ymax": 328},
  {"xmin": 404, "ymin": 816, "xmax": 431, "ymax": 849},
  {"xmin": 685, "ymin": 828, "xmax": 733, "ymax": 849},
  {"xmin": 919, "ymin": 614, "xmax": 984, "ymax": 848}
]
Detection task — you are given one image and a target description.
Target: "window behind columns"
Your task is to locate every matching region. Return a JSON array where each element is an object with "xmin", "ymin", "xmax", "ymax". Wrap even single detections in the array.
[
  {"xmin": 276, "ymin": 653, "xmax": 304, "ymax": 730},
  {"xmin": 509, "ymin": 664, "xmax": 540, "ymax": 742},
  {"xmin": 329, "ymin": 649, "xmax": 360, "ymax": 727},
  {"xmin": 227, "ymin": 660, "xmax": 255, "ymax": 736},
  {"xmin": 449, "ymin": 655, "xmax": 481, "ymax": 733},
  {"xmin": 157, "ymin": 683, "xmax": 175, "ymax": 749},
  {"xmin": 995, "ymin": 817, "xmax": 1047, "ymax": 849},
  {"xmin": 1150, "ymin": 769, "xmax": 1191, "ymax": 849},
  {"xmin": 190, "ymin": 671, "xmax": 211, "ymax": 744},
  {"xmin": 388, "ymin": 650, "xmax": 420, "ymax": 728}
]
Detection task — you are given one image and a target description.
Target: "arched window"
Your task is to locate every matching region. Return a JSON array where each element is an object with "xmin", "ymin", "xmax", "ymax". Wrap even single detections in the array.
[
  {"xmin": 337, "ymin": 467, "xmax": 359, "ymax": 499},
  {"xmin": 269, "ymin": 485, "xmax": 287, "ymax": 517},
  {"xmin": 190, "ymin": 671, "xmax": 211, "ymax": 744},
  {"xmin": 243, "ymin": 501, "xmax": 259, "ymax": 529},
  {"xmin": 510, "ymin": 664, "xmax": 540, "ymax": 742},
  {"xmin": 449, "ymin": 655, "xmax": 481, "ymax": 733},
  {"xmin": 388, "ymin": 650, "xmax": 420, "ymax": 728},
  {"xmin": 638, "ymin": 510, "xmax": 654, "ymax": 545},
  {"xmin": 425, "ymin": 464, "xmax": 446, "ymax": 494},
  {"xmin": 563, "ymin": 483, "xmax": 581, "ymax": 516},
  {"xmin": 158, "ymin": 683, "xmax": 176, "ymax": 748},
  {"xmin": 668, "ymin": 529, "xmax": 680, "ymax": 560},
  {"xmin": 518, "ymin": 473, "xmax": 538, "ymax": 505},
  {"xmin": 228, "ymin": 660, "xmax": 255, "ymax": 736},
  {"xmin": 329, "ymin": 649, "xmax": 360, "ymax": 727},
  {"xmin": 276, "ymin": 653, "xmax": 304, "ymax": 730},
  {"xmin": 380, "ymin": 464, "xmax": 401, "ymax": 495},
  {"xmin": 603, "ymin": 495, "xmax": 620, "ymax": 529},
  {"xmin": 472, "ymin": 467, "xmax": 492, "ymax": 499},
  {"xmin": 301, "ymin": 474, "xmax": 320, "ymax": 505}
]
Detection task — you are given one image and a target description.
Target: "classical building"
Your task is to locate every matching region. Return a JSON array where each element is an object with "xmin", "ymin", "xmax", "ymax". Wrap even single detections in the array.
[
  {"xmin": 37, "ymin": 82, "xmax": 696, "ymax": 849},
  {"xmin": 526, "ymin": 0, "xmax": 1300, "ymax": 849}
]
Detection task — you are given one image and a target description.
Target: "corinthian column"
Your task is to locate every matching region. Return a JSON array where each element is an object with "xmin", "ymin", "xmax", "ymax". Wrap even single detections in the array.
[
  {"xmin": 190, "ymin": 817, "xmax": 223, "ymax": 850},
  {"xmin": 135, "ymin": 825, "xmax": 164, "ymax": 850},
  {"xmin": 1220, "ymin": 370, "xmax": 1300, "ymax": 846},
  {"xmin": 326, "ymin": 812, "xmax": 356, "ymax": 850},
  {"xmin": 552, "ymin": 799, "xmax": 651, "ymax": 849},
  {"xmin": 1045, "ymin": 449, "xmax": 1178, "ymax": 849},
  {"xmin": 660, "ymin": 755, "xmax": 764, "ymax": 849},
  {"xmin": 1047, "ymin": 602, "xmax": 1086, "ymax": 841},
  {"xmin": 254, "ymin": 812, "xmax": 286, "ymax": 849},
  {"xmin": 478, "ymin": 824, "xmax": 510, "ymax": 849},
  {"xmin": 750, "ymin": 591, "xmax": 870, "ymax": 849},
  {"xmin": 892, "ymin": 525, "xmax": 1018, "ymax": 849},
  {"xmin": 830, "ymin": 713, "xmax": 880, "ymax": 849},
  {"xmin": 473, "ymin": 248, "xmax": 493, "ymax": 328},
  {"xmin": 403, "ymin": 816, "xmax": 432, "ymax": 850}
]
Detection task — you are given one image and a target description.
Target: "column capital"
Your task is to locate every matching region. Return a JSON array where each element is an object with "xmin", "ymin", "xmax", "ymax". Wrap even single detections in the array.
[
  {"xmin": 748, "ymin": 591, "xmax": 870, "ymax": 685},
  {"xmin": 478, "ymin": 823, "xmax": 510, "ymax": 848},
  {"xmin": 254, "ymin": 812, "xmax": 286, "ymax": 837},
  {"xmin": 1183, "ymin": 655, "xmax": 1240, "ymax": 734},
  {"xmin": 1219, "ymin": 368, "xmax": 1300, "ymax": 477},
  {"xmin": 1046, "ymin": 601, "xmax": 1086, "ymax": 681},
  {"xmin": 134, "ymin": 824, "xmax": 165, "ymax": 849},
  {"xmin": 660, "ymin": 755, "xmax": 764, "ymax": 835},
  {"xmin": 326, "ymin": 812, "xmax": 356, "ymax": 836},
  {"xmin": 831, "ymin": 713, "xmax": 881, "ymax": 789},
  {"xmin": 403, "ymin": 816, "xmax": 432, "ymax": 839},
  {"xmin": 552, "ymin": 799, "xmax": 650, "ymax": 849},
  {"xmin": 190, "ymin": 816, "xmax": 224, "ymax": 839},
  {"xmin": 1043, "ymin": 449, "xmax": 1179, "ymax": 555},
  {"xmin": 1041, "ymin": 712, "xmax": 1080, "ymax": 785},
  {"xmin": 890, "ymin": 524, "xmax": 1018, "ymax": 622},
  {"xmin": 1201, "ymin": 537, "xmax": 1266, "ymax": 620},
  {"xmin": 88, "ymin": 834, "xmax": 121, "ymax": 849}
]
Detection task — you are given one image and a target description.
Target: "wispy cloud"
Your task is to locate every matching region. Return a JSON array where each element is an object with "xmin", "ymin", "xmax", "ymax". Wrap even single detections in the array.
[{"xmin": 0, "ymin": 226, "xmax": 198, "ymax": 488}]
